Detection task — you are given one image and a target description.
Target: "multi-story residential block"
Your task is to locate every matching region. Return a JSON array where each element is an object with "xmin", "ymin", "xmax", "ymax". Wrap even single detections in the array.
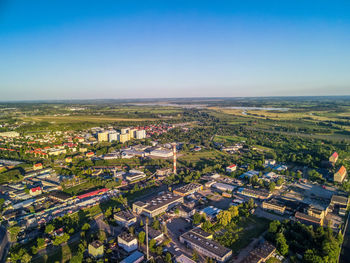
[
  {"xmin": 118, "ymin": 232, "xmax": 138, "ymax": 252},
  {"xmin": 119, "ymin": 133, "xmax": 129, "ymax": 143},
  {"xmin": 108, "ymin": 132, "xmax": 119, "ymax": 142},
  {"xmin": 88, "ymin": 240, "xmax": 104, "ymax": 258},
  {"xmin": 135, "ymin": 130, "xmax": 146, "ymax": 139},
  {"xmin": 97, "ymin": 131, "xmax": 108, "ymax": 142}
]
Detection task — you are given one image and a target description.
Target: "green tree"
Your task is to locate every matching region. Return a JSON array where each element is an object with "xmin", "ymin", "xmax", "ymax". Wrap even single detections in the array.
[
  {"xmin": 229, "ymin": 205, "xmax": 239, "ymax": 218},
  {"xmin": 193, "ymin": 212, "xmax": 202, "ymax": 225},
  {"xmin": 152, "ymin": 219, "xmax": 160, "ymax": 230},
  {"xmin": 53, "ymin": 233, "xmax": 70, "ymax": 246},
  {"xmin": 304, "ymin": 249, "xmax": 323, "ymax": 263},
  {"xmin": 149, "ymin": 239, "xmax": 156, "ymax": 253},
  {"xmin": 138, "ymin": 231, "xmax": 146, "ymax": 244},
  {"xmin": 8, "ymin": 226, "xmax": 21, "ymax": 242},
  {"xmin": 192, "ymin": 251, "xmax": 199, "ymax": 262},
  {"xmin": 165, "ymin": 252, "xmax": 172, "ymax": 263},
  {"xmin": 268, "ymin": 220, "xmax": 281, "ymax": 234},
  {"xmin": 82, "ymin": 223, "xmax": 90, "ymax": 231},
  {"xmin": 45, "ymin": 224, "xmax": 55, "ymax": 234},
  {"xmin": 217, "ymin": 210, "xmax": 232, "ymax": 226},
  {"xmin": 37, "ymin": 237, "xmax": 45, "ymax": 248},
  {"xmin": 276, "ymin": 233, "xmax": 289, "ymax": 256},
  {"xmin": 10, "ymin": 248, "xmax": 32, "ymax": 263}
]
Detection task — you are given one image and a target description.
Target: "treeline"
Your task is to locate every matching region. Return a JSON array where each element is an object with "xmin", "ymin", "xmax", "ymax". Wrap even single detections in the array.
[{"xmin": 267, "ymin": 220, "xmax": 343, "ymax": 262}]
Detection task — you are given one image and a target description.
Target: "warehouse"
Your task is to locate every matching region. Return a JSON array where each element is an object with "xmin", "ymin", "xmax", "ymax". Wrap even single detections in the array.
[
  {"xmin": 180, "ymin": 229, "xmax": 232, "ymax": 262},
  {"xmin": 173, "ymin": 183, "xmax": 203, "ymax": 196},
  {"xmin": 132, "ymin": 192, "xmax": 183, "ymax": 218}
]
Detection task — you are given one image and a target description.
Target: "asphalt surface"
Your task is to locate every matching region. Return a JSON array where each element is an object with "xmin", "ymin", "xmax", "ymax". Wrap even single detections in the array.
[{"xmin": 0, "ymin": 226, "xmax": 9, "ymax": 263}]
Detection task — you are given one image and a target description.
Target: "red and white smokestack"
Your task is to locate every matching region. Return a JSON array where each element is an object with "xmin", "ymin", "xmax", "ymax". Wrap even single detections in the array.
[{"xmin": 172, "ymin": 143, "xmax": 177, "ymax": 174}]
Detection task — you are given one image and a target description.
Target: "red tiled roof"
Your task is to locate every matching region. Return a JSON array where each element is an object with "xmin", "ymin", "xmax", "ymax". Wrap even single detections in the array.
[
  {"xmin": 331, "ymin": 152, "xmax": 338, "ymax": 158},
  {"xmin": 337, "ymin": 166, "xmax": 347, "ymax": 176},
  {"xmin": 30, "ymin": 186, "xmax": 41, "ymax": 192}
]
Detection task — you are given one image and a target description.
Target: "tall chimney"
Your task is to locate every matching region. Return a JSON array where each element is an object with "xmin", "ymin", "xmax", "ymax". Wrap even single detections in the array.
[
  {"xmin": 146, "ymin": 217, "xmax": 149, "ymax": 260},
  {"xmin": 172, "ymin": 143, "xmax": 177, "ymax": 174}
]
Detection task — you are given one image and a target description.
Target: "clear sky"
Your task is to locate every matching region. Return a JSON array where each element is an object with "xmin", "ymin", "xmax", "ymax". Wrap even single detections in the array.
[{"xmin": 1, "ymin": 0, "xmax": 349, "ymax": 100}]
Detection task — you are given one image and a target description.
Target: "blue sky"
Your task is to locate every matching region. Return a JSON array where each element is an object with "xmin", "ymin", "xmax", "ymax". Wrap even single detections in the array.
[{"xmin": 1, "ymin": 0, "xmax": 350, "ymax": 100}]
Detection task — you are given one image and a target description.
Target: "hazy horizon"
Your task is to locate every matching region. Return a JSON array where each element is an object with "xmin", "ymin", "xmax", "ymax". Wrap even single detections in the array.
[{"xmin": 1, "ymin": 0, "xmax": 350, "ymax": 100}]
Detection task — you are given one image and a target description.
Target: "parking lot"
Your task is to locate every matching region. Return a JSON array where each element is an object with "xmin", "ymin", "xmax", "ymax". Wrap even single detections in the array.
[{"xmin": 167, "ymin": 217, "xmax": 192, "ymax": 238}]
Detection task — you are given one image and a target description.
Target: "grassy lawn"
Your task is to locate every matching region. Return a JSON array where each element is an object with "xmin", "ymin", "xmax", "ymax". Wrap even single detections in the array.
[
  {"xmin": 252, "ymin": 145, "xmax": 274, "ymax": 152},
  {"xmin": 179, "ymin": 149, "xmax": 226, "ymax": 162},
  {"xmin": 63, "ymin": 181, "xmax": 103, "ymax": 196},
  {"xmin": 215, "ymin": 215, "xmax": 271, "ymax": 254},
  {"xmin": 32, "ymin": 240, "xmax": 79, "ymax": 263},
  {"xmin": 231, "ymin": 215, "xmax": 271, "ymax": 252}
]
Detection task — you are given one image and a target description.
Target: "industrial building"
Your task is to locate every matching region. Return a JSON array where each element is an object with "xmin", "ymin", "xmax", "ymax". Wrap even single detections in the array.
[
  {"xmin": 295, "ymin": 211, "xmax": 323, "ymax": 226},
  {"xmin": 148, "ymin": 148, "xmax": 173, "ymax": 158},
  {"xmin": 120, "ymin": 251, "xmax": 144, "ymax": 263},
  {"xmin": 179, "ymin": 229, "xmax": 232, "ymax": 263},
  {"xmin": 262, "ymin": 199, "xmax": 286, "ymax": 214},
  {"xmin": 238, "ymin": 188, "xmax": 271, "ymax": 200},
  {"xmin": 173, "ymin": 183, "xmax": 203, "ymax": 196},
  {"xmin": 114, "ymin": 210, "xmax": 137, "ymax": 227},
  {"xmin": 212, "ymin": 183, "xmax": 235, "ymax": 193},
  {"xmin": 132, "ymin": 192, "xmax": 183, "ymax": 218},
  {"xmin": 125, "ymin": 170, "xmax": 146, "ymax": 182},
  {"xmin": 241, "ymin": 241, "xmax": 276, "ymax": 263}
]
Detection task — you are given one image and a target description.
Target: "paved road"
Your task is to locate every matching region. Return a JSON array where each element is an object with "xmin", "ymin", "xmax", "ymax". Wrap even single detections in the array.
[{"xmin": 0, "ymin": 226, "xmax": 9, "ymax": 263}]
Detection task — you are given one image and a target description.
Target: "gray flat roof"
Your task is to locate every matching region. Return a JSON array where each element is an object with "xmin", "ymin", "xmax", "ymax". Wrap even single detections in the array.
[
  {"xmin": 118, "ymin": 232, "xmax": 136, "ymax": 243},
  {"xmin": 174, "ymin": 183, "xmax": 202, "ymax": 194},
  {"xmin": 115, "ymin": 210, "xmax": 136, "ymax": 221},
  {"xmin": 181, "ymin": 230, "xmax": 231, "ymax": 258},
  {"xmin": 134, "ymin": 192, "xmax": 182, "ymax": 211}
]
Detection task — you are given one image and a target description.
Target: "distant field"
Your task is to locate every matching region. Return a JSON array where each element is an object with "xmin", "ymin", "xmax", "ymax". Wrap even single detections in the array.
[
  {"xmin": 211, "ymin": 106, "xmax": 350, "ymax": 122},
  {"xmin": 21, "ymin": 115, "xmax": 158, "ymax": 123},
  {"xmin": 179, "ymin": 149, "xmax": 227, "ymax": 163}
]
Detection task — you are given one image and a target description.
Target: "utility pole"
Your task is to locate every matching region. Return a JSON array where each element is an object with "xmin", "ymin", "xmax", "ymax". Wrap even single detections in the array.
[
  {"xmin": 172, "ymin": 142, "xmax": 177, "ymax": 174},
  {"xmin": 146, "ymin": 217, "xmax": 149, "ymax": 261}
]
